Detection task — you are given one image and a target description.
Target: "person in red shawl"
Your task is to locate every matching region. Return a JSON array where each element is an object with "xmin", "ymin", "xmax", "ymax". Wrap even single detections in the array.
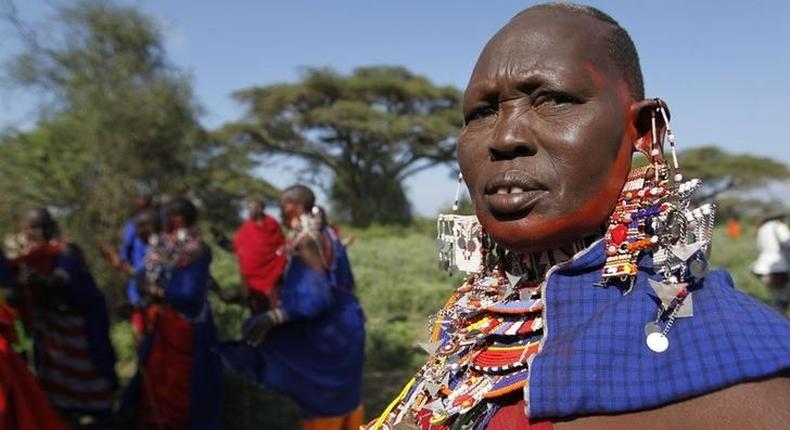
[
  {"xmin": 0, "ymin": 249, "xmax": 70, "ymax": 430},
  {"xmin": 230, "ymin": 197, "xmax": 287, "ymax": 312}
]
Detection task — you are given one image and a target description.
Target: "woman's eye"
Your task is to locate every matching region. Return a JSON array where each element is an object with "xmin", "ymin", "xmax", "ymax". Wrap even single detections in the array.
[
  {"xmin": 535, "ymin": 91, "xmax": 579, "ymax": 107},
  {"xmin": 465, "ymin": 105, "xmax": 497, "ymax": 124}
]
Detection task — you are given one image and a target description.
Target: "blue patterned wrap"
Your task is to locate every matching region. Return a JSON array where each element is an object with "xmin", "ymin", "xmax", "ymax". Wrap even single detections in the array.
[{"xmin": 527, "ymin": 240, "xmax": 790, "ymax": 418}]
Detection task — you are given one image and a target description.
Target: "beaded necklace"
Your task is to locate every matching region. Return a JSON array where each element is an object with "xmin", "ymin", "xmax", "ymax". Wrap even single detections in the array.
[{"xmin": 372, "ymin": 237, "xmax": 597, "ymax": 430}]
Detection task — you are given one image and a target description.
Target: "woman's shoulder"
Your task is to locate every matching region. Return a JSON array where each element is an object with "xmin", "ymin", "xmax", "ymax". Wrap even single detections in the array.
[{"xmin": 554, "ymin": 376, "xmax": 790, "ymax": 430}]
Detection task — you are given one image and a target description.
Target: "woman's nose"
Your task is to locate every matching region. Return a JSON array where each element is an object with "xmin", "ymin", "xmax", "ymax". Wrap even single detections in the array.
[{"xmin": 489, "ymin": 105, "xmax": 537, "ymax": 161}]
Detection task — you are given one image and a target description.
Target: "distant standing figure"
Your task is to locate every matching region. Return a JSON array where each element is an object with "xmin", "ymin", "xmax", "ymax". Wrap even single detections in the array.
[
  {"xmin": 232, "ymin": 197, "xmax": 288, "ymax": 312},
  {"xmin": 101, "ymin": 191, "xmax": 154, "ymax": 338},
  {"xmin": 753, "ymin": 213, "xmax": 790, "ymax": 315},
  {"xmin": 1, "ymin": 248, "xmax": 70, "ymax": 430},
  {"xmin": 123, "ymin": 198, "xmax": 222, "ymax": 430},
  {"xmin": 726, "ymin": 217, "xmax": 741, "ymax": 239},
  {"xmin": 8, "ymin": 208, "xmax": 117, "ymax": 420},
  {"xmin": 222, "ymin": 185, "xmax": 365, "ymax": 430}
]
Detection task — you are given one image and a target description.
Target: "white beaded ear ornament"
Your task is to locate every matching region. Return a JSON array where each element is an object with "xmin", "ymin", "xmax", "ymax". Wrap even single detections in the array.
[
  {"xmin": 436, "ymin": 172, "xmax": 484, "ymax": 274},
  {"xmin": 602, "ymin": 99, "xmax": 715, "ymax": 353}
]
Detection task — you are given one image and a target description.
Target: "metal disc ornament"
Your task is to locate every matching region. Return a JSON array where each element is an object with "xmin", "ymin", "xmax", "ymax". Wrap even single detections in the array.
[
  {"xmin": 646, "ymin": 331, "xmax": 669, "ymax": 353},
  {"xmin": 644, "ymin": 322, "xmax": 661, "ymax": 337}
]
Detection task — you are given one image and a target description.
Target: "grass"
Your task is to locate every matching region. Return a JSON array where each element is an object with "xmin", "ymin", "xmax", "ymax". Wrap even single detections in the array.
[{"xmin": 107, "ymin": 219, "xmax": 770, "ymax": 429}]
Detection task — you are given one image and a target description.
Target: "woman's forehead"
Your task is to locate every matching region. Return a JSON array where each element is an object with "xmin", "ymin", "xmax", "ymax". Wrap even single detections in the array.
[{"xmin": 465, "ymin": 10, "xmax": 618, "ymax": 96}]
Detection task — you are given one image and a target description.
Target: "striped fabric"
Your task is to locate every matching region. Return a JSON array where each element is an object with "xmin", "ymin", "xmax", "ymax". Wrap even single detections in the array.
[{"xmin": 35, "ymin": 312, "xmax": 114, "ymax": 414}]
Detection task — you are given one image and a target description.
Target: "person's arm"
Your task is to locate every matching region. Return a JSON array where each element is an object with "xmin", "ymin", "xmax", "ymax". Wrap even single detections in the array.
[
  {"xmin": 207, "ymin": 275, "xmax": 244, "ymax": 303},
  {"xmin": 49, "ymin": 249, "xmax": 103, "ymax": 312},
  {"xmin": 553, "ymin": 377, "xmax": 790, "ymax": 430},
  {"xmin": 244, "ymin": 232, "xmax": 332, "ymax": 346},
  {"xmin": 210, "ymin": 226, "xmax": 235, "ymax": 253}
]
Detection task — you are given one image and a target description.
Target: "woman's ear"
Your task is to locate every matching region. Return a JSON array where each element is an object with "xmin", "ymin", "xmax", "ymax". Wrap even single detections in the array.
[{"xmin": 629, "ymin": 98, "xmax": 670, "ymax": 161}]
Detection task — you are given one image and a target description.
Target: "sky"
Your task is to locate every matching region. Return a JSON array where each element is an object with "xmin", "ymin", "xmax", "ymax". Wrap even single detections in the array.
[{"xmin": 1, "ymin": 0, "xmax": 788, "ymax": 215}]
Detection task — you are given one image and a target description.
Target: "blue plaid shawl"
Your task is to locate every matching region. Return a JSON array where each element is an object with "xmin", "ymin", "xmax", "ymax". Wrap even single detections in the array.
[{"xmin": 527, "ymin": 240, "xmax": 790, "ymax": 418}]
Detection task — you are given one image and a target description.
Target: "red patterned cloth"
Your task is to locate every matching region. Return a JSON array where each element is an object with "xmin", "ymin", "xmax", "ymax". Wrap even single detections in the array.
[
  {"xmin": 233, "ymin": 216, "xmax": 287, "ymax": 298},
  {"xmin": 140, "ymin": 307, "xmax": 194, "ymax": 430},
  {"xmin": 0, "ymin": 303, "xmax": 70, "ymax": 430},
  {"xmin": 36, "ymin": 311, "xmax": 115, "ymax": 413},
  {"xmin": 486, "ymin": 398, "xmax": 552, "ymax": 430}
]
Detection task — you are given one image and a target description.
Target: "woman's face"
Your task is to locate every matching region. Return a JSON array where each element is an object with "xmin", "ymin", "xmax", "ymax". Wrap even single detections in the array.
[
  {"xmin": 21, "ymin": 220, "xmax": 44, "ymax": 246},
  {"xmin": 458, "ymin": 9, "xmax": 641, "ymax": 253},
  {"xmin": 279, "ymin": 201, "xmax": 303, "ymax": 231}
]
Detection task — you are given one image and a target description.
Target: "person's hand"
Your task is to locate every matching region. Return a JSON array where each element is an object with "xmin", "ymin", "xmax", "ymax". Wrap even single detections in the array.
[
  {"xmin": 243, "ymin": 312, "xmax": 275, "ymax": 347},
  {"xmin": 341, "ymin": 235, "xmax": 355, "ymax": 247},
  {"xmin": 143, "ymin": 283, "xmax": 165, "ymax": 302},
  {"xmin": 210, "ymin": 227, "xmax": 234, "ymax": 253},
  {"xmin": 99, "ymin": 244, "xmax": 122, "ymax": 268}
]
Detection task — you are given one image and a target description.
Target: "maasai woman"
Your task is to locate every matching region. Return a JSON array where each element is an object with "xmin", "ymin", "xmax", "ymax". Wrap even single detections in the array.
[
  {"xmin": 123, "ymin": 197, "xmax": 221, "ymax": 430},
  {"xmin": 370, "ymin": 3, "xmax": 790, "ymax": 429},
  {"xmin": 7, "ymin": 208, "xmax": 116, "ymax": 421},
  {"xmin": 222, "ymin": 185, "xmax": 365, "ymax": 430},
  {"xmin": 1, "ymin": 250, "xmax": 70, "ymax": 430},
  {"xmin": 102, "ymin": 195, "xmax": 158, "ymax": 340}
]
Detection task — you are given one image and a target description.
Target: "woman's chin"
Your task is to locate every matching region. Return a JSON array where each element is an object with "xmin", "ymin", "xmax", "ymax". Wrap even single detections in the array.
[{"xmin": 480, "ymin": 212, "xmax": 599, "ymax": 254}]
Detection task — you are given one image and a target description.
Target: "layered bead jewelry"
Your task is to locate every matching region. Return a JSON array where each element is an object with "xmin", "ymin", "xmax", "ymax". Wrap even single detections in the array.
[{"xmin": 602, "ymin": 101, "xmax": 715, "ymax": 353}]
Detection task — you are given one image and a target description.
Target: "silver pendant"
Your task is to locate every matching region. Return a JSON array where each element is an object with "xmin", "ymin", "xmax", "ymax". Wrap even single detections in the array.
[
  {"xmin": 644, "ymin": 322, "xmax": 661, "ymax": 337},
  {"xmin": 646, "ymin": 331, "xmax": 669, "ymax": 353}
]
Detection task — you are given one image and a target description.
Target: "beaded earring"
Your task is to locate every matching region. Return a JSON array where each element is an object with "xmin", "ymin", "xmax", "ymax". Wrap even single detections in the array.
[
  {"xmin": 602, "ymin": 100, "xmax": 715, "ymax": 353},
  {"xmin": 437, "ymin": 172, "xmax": 486, "ymax": 275}
]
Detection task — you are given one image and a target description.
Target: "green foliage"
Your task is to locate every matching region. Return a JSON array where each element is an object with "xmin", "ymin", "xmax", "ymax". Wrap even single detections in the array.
[
  {"xmin": 708, "ymin": 221, "xmax": 769, "ymax": 302},
  {"xmin": 632, "ymin": 147, "xmax": 788, "ymax": 219},
  {"xmin": 227, "ymin": 66, "xmax": 463, "ymax": 227},
  {"xmin": 679, "ymin": 146, "xmax": 789, "ymax": 189},
  {"xmin": 0, "ymin": 1, "xmax": 274, "ymax": 305}
]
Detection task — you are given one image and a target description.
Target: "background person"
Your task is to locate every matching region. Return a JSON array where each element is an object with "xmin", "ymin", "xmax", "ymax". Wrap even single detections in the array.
[
  {"xmin": 223, "ymin": 185, "xmax": 365, "ymax": 430},
  {"xmin": 122, "ymin": 198, "xmax": 222, "ymax": 430},
  {"xmin": 752, "ymin": 212, "xmax": 790, "ymax": 315},
  {"xmin": 8, "ymin": 208, "xmax": 117, "ymax": 422}
]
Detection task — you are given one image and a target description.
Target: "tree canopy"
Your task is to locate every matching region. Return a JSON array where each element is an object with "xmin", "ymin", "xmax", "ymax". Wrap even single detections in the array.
[
  {"xmin": 228, "ymin": 66, "xmax": 463, "ymax": 226},
  {"xmin": 679, "ymin": 146, "xmax": 789, "ymax": 189},
  {"xmin": 0, "ymin": 1, "xmax": 274, "ymax": 299}
]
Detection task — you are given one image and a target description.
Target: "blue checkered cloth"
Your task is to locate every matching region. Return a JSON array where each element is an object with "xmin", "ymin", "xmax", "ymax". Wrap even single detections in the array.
[{"xmin": 527, "ymin": 240, "xmax": 790, "ymax": 418}]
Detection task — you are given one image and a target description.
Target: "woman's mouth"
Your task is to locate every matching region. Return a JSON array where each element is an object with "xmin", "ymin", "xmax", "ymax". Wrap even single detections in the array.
[{"xmin": 483, "ymin": 171, "xmax": 548, "ymax": 215}]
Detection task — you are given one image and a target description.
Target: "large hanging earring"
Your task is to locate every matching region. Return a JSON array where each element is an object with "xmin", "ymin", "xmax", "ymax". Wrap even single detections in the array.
[
  {"xmin": 437, "ymin": 172, "xmax": 486, "ymax": 275},
  {"xmin": 601, "ymin": 100, "xmax": 715, "ymax": 353}
]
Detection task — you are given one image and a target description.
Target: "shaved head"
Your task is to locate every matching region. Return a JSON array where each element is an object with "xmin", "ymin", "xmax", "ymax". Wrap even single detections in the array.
[
  {"xmin": 280, "ymin": 185, "xmax": 316, "ymax": 211},
  {"xmin": 512, "ymin": 3, "xmax": 644, "ymax": 100},
  {"xmin": 458, "ymin": 2, "xmax": 657, "ymax": 252},
  {"xmin": 22, "ymin": 207, "xmax": 59, "ymax": 242}
]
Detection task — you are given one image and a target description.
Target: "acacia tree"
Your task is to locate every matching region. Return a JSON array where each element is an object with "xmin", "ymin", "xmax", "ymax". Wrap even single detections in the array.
[
  {"xmin": 229, "ymin": 66, "xmax": 463, "ymax": 226},
  {"xmin": 679, "ymin": 146, "xmax": 788, "ymax": 191}
]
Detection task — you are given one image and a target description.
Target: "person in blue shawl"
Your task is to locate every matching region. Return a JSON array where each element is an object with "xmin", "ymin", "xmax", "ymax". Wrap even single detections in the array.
[
  {"xmin": 223, "ymin": 185, "xmax": 365, "ymax": 430},
  {"xmin": 101, "ymin": 192, "xmax": 154, "ymax": 340},
  {"xmin": 6, "ymin": 208, "xmax": 116, "ymax": 422},
  {"xmin": 121, "ymin": 198, "xmax": 221, "ymax": 430}
]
